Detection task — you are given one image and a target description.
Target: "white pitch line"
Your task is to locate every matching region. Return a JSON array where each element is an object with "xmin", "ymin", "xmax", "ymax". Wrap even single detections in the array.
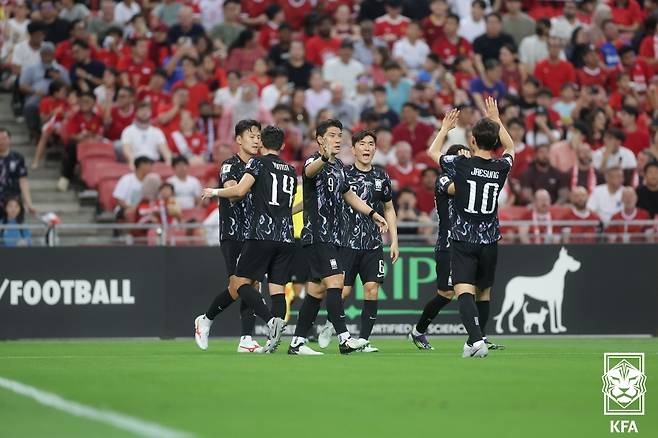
[{"xmin": 0, "ymin": 376, "xmax": 194, "ymax": 438}]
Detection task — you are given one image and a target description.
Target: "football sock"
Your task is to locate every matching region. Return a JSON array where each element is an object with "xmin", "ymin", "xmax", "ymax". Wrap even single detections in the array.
[
  {"xmin": 205, "ymin": 289, "xmax": 234, "ymax": 320},
  {"xmin": 326, "ymin": 288, "xmax": 348, "ymax": 335},
  {"xmin": 338, "ymin": 331, "xmax": 350, "ymax": 343},
  {"xmin": 416, "ymin": 294, "xmax": 451, "ymax": 333},
  {"xmin": 458, "ymin": 293, "xmax": 482, "ymax": 346},
  {"xmin": 239, "ymin": 299, "xmax": 255, "ymax": 336},
  {"xmin": 237, "ymin": 284, "xmax": 272, "ymax": 322},
  {"xmin": 476, "ymin": 300, "xmax": 490, "ymax": 337},
  {"xmin": 293, "ymin": 294, "xmax": 322, "ymax": 337},
  {"xmin": 360, "ymin": 300, "xmax": 378, "ymax": 340},
  {"xmin": 270, "ymin": 293, "xmax": 286, "ymax": 319}
]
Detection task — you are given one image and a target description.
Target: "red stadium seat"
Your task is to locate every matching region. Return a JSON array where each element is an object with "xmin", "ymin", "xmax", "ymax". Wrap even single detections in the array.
[
  {"xmin": 153, "ymin": 162, "xmax": 175, "ymax": 180},
  {"xmin": 77, "ymin": 140, "xmax": 116, "ymax": 162},
  {"xmin": 181, "ymin": 207, "xmax": 207, "ymax": 223},
  {"xmin": 98, "ymin": 178, "xmax": 120, "ymax": 211},
  {"xmin": 499, "ymin": 206, "xmax": 530, "ymax": 220},
  {"xmin": 189, "ymin": 163, "xmax": 217, "ymax": 184},
  {"xmin": 549, "ymin": 205, "xmax": 571, "ymax": 219},
  {"xmin": 81, "ymin": 159, "xmax": 130, "ymax": 189}
]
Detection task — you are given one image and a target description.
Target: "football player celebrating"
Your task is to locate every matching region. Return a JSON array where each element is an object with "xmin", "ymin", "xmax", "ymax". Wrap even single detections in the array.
[{"xmin": 317, "ymin": 129, "xmax": 399, "ymax": 352}]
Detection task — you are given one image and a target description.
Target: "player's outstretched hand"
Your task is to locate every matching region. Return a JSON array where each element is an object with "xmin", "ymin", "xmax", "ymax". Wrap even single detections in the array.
[
  {"xmin": 373, "ymin": 212, "xmax": 388, "ymax": 234},
  {"xmin": 484, "ymin": 96, "xmax": 500, "ymax": 121},
  {"xmin": 201, "ymin": 188, "xmax": 217, "ymax": 200},
  {"xmin": 457, "ymin": 148, "xmax": 471, "ymax": 158},
  {"xmin": 440, "ymin": 108, "xmax": 460, "ymax": 132},
  {"xmin": 389, "ymin": 241, "xmax": 399, "ymax": 264}
]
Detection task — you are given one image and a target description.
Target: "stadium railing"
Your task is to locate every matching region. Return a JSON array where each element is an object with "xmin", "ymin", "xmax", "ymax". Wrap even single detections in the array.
[{"xmin": 1, "ymin": 220, "xmax": 656, "ymax": 246}]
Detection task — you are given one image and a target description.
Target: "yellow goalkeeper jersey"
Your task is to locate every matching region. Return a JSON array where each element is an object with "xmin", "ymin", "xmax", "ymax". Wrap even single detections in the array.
[{"xmin": 293, "ymin": 185, "xmax": 303, "ymax": 239}]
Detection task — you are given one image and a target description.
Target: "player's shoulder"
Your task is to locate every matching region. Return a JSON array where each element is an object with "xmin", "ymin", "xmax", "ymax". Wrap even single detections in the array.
[{"xmin": 492, "ymin": 153, "xmax": 514, "ymax": 168}]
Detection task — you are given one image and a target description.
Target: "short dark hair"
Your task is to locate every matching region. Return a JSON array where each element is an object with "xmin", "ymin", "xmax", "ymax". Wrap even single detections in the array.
[
  {"xmin": 421, "ymin": 167, "xmax": 439, "ymax": 178},
  {"xmin": 134, "ymin": 156, "xmax": 154, "ymax": 168},
  {"xmin": 472, "ymin": 0, "xmax": 486, "ymax": 8},
  {"xmin": 606, "ymin": 128, "xmax": 625, "ymax": 142},
  {"xmin": 621, "ymin": 105, "xmax": 639, "ymax": 119},
  {"xmin": 618, "ymin": 45, "xmax": 635, "ymax": 57},
  {"xmin": 172, "ymin": 155, "xmax": 189, "ymax": 167},
  {"xmin": 160, "ymin": 182, "xmax": 175, "ymax": 194},
  {"xmin": 572, "ymin": 121, "xmax": 589, "ymax": 137},
  {"xmin": 383, "ymin": 61, "xmax": 402, "ymax": 71},
  {"xmin": 261, "ymin": 125, "xmax": 285, "ymax": 150},
  {"xmin": 472, "ymin": 118, "xmax": 500, "ymax": 150},
  {"xmin": 27, "ymin": 21, "xmax": 44, "ymax": 34},
  {"xmin": 316, "ymin": 119, "xmax": 343, "ymax": 139},
  {"xmin": 484, "ymin": 59, "xmax": 501, "ymax": 71},
  {"xmin": 373, "ymin": 85, "xmax": 387, "ymax": 93},
  {"xmin": 352, "ymin": 129, "xmax": 377, "ymax": 146},
  {"xmin": 446, "ymin": 13, "xmax": 460, "ymax": 23},
  {"xmin": 72, "ymin": 39, "xmax": 89, "ymax": 50},
  {"xmin": 446, "ymin": 144, "xmax": 469, "ymax": 156},
  {"xmin": 507, "ymin": 117, "xmax": 525, "ymax": 129},
  {"xmin": 485, "ymin": 12, "xmax": 502, "ymax": 22},
  {"xmin": 402, "ymin": 102, "xmax": 420, "ymax": 112},
  {"xmin": 79, "ymin": 91, "xmax": 96, "ymax": 101},
  {"xmin": 265, "ymin": 4, "xmax": 282, "ymax": 19},
  {"xmin": 644, "ymin": 161, "xmax": 658, "ymax": 174},
  {"xmin": 0, "ymin": 127, "xmax": 11, "ymax": 137},
  {"xmin": 48, "ymin": 79, "xmax": 67, "ymax": 95},
  {"xmin": 234, "ymin": 119, "xmax": 261, "ymax": 138},
  {"xmin": 153, "ymin": 68, "xmax": 168, "ymax": 78}
]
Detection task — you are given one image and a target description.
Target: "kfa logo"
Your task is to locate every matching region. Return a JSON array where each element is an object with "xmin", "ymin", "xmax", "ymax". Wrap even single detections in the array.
[
  {"xmin": 374, "ymin": 179, "xmax": 383, "ymax": 191},
  {"xmin": 493, "ymin": 247, "xmax": 580, "ymax": 334},
  {"xmin": 603, "ymin": 353, "xmax": 645, "ymax": 434}
]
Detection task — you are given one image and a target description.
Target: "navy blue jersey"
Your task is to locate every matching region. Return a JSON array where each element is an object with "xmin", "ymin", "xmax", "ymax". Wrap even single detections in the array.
[
  {"xmin": 301, "ymin": 153, "xmax": 349, "ymax": 245},
  {"xmin": 244, "ymin": 154, "xmax": 298, "ymax": 243},
  {"xmin": 218, "ymin": 154, "xmax": 251, "ymax": 242},
  {"xmin": 440, "ymin": 154, "xmax": 513, "ymax": 244},
  {"xmin": 340, "ymin": 165, "xmax": 392, "ymax": 250}
]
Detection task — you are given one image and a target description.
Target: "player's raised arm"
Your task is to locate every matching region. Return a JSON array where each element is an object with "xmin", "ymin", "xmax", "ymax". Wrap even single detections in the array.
[
  {"xmin": 343, "ymin": 189, "xmax": 388, "ymax": 233},
  {"xmin": 202, "ymin": 173, "xmax": 256, "ymax": 200},
  {"xmin": 428, "ymin": 108, "xmax": 460, "ymax": 164},
  {"xmin": 484, "ymin": 96, "xmax": 515, "ymax": 160},
  {"xmin": 383, "ymin": 200, "xmax": 399, "ymax": 264}
]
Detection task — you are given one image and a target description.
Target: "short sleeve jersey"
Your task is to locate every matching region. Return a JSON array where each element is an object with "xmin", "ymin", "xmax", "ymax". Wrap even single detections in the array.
[
  {"xmin": 218, "ymin": 154, "xmax": 251, "ymax": 242},
  {"xmin": 301, "ymin": 153, "xmax": 349, "ymax": 245},
  {"xmin": 244, "ymin": 154, "xmax": 297, "ymax": 243},
  {"xmin": 440, "ymin": 154, "xmax": 513, "ymax": 244},
  {"xmin": 340, "ymin": 165, "xmax": 393, "ymax": 250}
]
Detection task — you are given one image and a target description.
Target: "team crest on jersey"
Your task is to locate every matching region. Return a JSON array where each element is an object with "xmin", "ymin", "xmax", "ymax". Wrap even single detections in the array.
[
  {"xmin": 330, "ymin": 259, "xmax": 338, "ymax": 270},
  {"xmin": 222, "ymin": 164, "xmax": 231, "ymax": 174},
  {"xmin": 374, "ymin": 179, "xmax": 383, "ymax": 191}
]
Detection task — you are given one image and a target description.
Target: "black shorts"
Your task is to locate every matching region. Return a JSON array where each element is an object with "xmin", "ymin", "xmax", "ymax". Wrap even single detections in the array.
[
  {"xmin": 289, "ymin": 239, "xmax": 310, "ymax": 284},
  {"xmin": 435, "ymin": 249, "xmax": 453, "ymax": 291},
  {"xmin": 305, "ymin": 242, "xmax": 342, "ymax": 282},
  {"xmin": 235, "ymin": 239, "xmax": 295, "ymax": 285},
  {"xmin": 450, "ymin": 240, "xmax": 498, "ymax": 289},
  {"xmin": 220, "ymin": 239, "xmax": 244, "ymax": 276},
  {"xmin": 339, "ymin": 247, "xmax": 385, "ymax": 286}
]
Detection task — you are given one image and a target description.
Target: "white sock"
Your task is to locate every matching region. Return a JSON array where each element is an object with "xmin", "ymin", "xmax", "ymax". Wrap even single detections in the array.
[
  {"xmin": 291, "ymin": 336, "xmax": 306, "ymax": 347},
  {"xmin": 338, "ymin": 331, "xmax": 350, "ymax": 344},
  {"xmin": 412, "ymin": 326, "xmax": 422, "ymax": 336}
]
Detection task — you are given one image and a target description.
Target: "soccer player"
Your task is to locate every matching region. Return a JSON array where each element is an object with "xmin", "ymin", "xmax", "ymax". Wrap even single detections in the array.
[
  {"xmin": 198, "ymin": 125, "xmax": 296, "ymax": 353},
  {"xmin": 288, "ymin": 120, "xmax": 389, "ymax": 355},
  {"xmin": 435, "ymin": 98, "xmax": 514, "ymax": 358},
  {"xmin": 317, "ymin": 129, "xmax": 399, "ymax": 353},
  {"xmin": 194, "ymin": 119, "xmax": 262, "ymax": 353}
]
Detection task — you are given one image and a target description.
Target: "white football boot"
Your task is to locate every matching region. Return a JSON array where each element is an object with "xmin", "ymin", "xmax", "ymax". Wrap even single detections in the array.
[
  {"xmin": 264, "ymin": 317, "xmax": 286, "ymax": 353},
  {"xmin": 194, "ymin": 315, "xmax": 212, "ymax": 350},
  {"xmin": 318, "ymin": 321, "xmax": 335, "ymax": 349},
  {"xmin": 462, "ymin": 340, "xmax": 489, "ymax": 358},
  {"xmin": 288, "ymin": 341, "xmax": 324, "ymax": 355},
  {"xmin": 237, "ymin": 336, "xmax": 264, "ymax": 353}
]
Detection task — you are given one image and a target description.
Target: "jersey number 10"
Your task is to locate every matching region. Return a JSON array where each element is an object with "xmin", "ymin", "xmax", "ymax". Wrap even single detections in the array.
[
  {"xmin": 269, "ymin": 173, "xmax": 295, "ymax": 207},
  {"xmin": 464, "ymin": 180, "xmax": 500, "ymax": 214}
]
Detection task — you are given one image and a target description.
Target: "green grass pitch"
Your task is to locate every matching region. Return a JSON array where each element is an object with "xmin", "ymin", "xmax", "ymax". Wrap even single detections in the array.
[{"xmin": 0, "ymin": 338, "xmax": 656, "ymax": 438}]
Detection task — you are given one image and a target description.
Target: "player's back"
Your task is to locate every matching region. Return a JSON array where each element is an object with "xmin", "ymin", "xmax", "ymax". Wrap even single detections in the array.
[
  {"xmin": 245, "ymin": 154, "xmax": 297, "ymax": 243},
  {"xmin": 443, "ymin": 154, "xmax": 512, "ymax": 244}
]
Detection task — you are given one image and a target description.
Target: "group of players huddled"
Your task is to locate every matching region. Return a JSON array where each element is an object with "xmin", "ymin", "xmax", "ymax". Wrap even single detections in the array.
[{"xmin": 194, "ymin": 96, "xmax": 512, "ymax": 358}]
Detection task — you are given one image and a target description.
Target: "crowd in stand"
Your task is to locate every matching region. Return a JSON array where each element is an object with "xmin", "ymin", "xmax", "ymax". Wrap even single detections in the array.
[{"xmin": 1, "ymin": 0, "xmax": 658, "ymax": 244}]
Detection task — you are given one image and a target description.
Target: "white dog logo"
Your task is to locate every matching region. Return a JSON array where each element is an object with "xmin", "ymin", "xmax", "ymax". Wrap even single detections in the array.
[{"xmin": 494, "ymin": 247, "xmax": 581, "ymax": 334}]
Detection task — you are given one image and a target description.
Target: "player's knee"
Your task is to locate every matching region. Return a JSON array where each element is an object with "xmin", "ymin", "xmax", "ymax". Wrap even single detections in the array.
[
  {"xmin": 322, "ymin": 274, "xmax": 343, "ymax": 290},
  {"xmin": 342, "ymin": 286, "xmax": 352, "ymax": 299},
  {"xmin": 438, "ymin": 289, "xmax": 455, "ymax": 300},
  {"xmin": 476, "ymin": 287, "xmax": 491, "ymax": 301},
  {"xmin": 363, "ymin": 283, "xmax": 379, "ymax": 300}
]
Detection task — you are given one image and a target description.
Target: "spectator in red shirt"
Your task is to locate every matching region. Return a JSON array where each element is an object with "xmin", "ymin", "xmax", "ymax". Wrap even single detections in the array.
[
  {"xmin": 561, "ymin": 186, "xmax": 601, "ymax": 243},
  {"xmin": 386, "ymin": 141, "xmax": 422, "ymax": 191},
  {"xmin": 170, "ymin": 110, "xmax": 207, "ymax": 164},
  {"xmin": 171, "ymin": 57, "xmax": 210, "ymax": 118},
  {"xmin": 638, "ymin": 16, "xmax": 658, "ymax": 76},
  {"xmin": 608, "ymin": 0, "xmax": 643, "ymax": 34},
  {"xmin": 157, "ymin": 87, "xmax": 190, "ymax": 140},
  {"xmin": 619, "ymin": 105, "xmax": 650, "ymax": 156},
  {"xmin": 534, "ymin": 37, "xmax": 577, "ymax": 97},
  {"xmin": 258, "ymin": 4, "xmax": 285, "ymax": 50},
  {"xmin": 414, "ymin": 167, "xmax": 438, "ymax": 214},
  {"xmin": 607, "ymin": 187, "xmax": 652, "ymax": 242},
  {"xmin": 305, "ymin": 14, "xmax": 341, "ymax": 66},
  {"xmin": 117, "ymin": 38, "xmax": 155, "ymax": 89},
  {"xmin": 431, "ymin": 13, "xmax": 473, "ymax": 68},
  {"xmin": 225, "ymin": 29, "xmax": 266, "ymax": 72},
  {"xmin": 58, "ymin": 92, "xmax": 104, "ymax": 191},
  {"xmin": 374, "ymin": 0, "xmax": 410, "ymax": 47},
  {"xmin": 616, "ymin": 45, "xmax": 652, "ymax": 94},
  {"xmin": 507, "ymin": 117, "xmax": 534, "ymax": 181},
  {"xmin": 421, "ymin": 0, "xmax": 448, "ymax": 46},
  {"xmin": 138, "ymin": 69, "xmax": 171, "ymax": 116},
  {"xmin": 33, "ymin": 80, "xmax": 69, "ymax": 169},
  {"xmin": 103, "ymin": 86, "xmax": 136, "ymax": 146},
  {"xmin": 391, "ymin": 103, "xmax": 434, "ymax": 157},
  {"xmin": 280, "ymin": 0, "xmax": 314, "ymax": 31},
  {"xmin": 576, "ymin": 46, "xmax": 609, "ymax": 89},
  {"xmin": 519, "ymin": 189, "xmax": 558, "ymax": 244}
]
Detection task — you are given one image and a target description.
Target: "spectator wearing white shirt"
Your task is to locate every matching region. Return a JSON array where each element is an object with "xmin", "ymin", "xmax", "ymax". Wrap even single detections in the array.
[
  {"xmin": 121, "ymin": 102, "xmax": 172, "ymax": 169},
  {"xmin": 304, "ymin": 69, "xmax": 331, "ymax": 119},
  {"xmin": 115, "ymin": 0, "xmax": 141, "ymax": 26},
  {"xmin": 113, "ymin": 156, "xmax": 155, "ymax": 210},
  {"xmin": 550, "ymin": 0, "xmax": 582, "ymax": 42},
  {"xmin": 459, "ymin": 0, "xmax": 487, "ymax": 43},
  {"xmin": 392, "ymin": 21, "xmax": 430, "ymax": 74},
  {"xmin": 10, "ymin": 22, "xmax": 44, "ymax": 75},
  {"xmin": 167, "ymin": 156, "xmax": 201, "ymax": 209},
  {"xmin": 587, "ymin": 166, "xmax": 624, "ymax": 224},
  {"xmin": 261, "ymin": 67, "xmax": 291, "ymax": 111},
  {"xmin": 519, "ymin": 18, "xmax": 551, "ymax": 72},
  {"xmin": 213, "ymin": 70, "xmax": 242, "ymax": 111},
  {"xmin": 322, "ymin": 39, "xmax": 364, "ymax": 97},
  {"xmin": 592, "ymin": 129, "xmax": 638, "ymax": 174}
]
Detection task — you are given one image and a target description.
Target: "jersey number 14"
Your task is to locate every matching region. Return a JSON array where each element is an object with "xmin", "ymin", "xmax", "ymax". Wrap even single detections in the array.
[
  {"xmin": 464, "ymin": 180, "xmax": 500, "ymax": 214},
  {"xmin": 269, "ymin": 173, "xmax": 295, "ymax": 207}
]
